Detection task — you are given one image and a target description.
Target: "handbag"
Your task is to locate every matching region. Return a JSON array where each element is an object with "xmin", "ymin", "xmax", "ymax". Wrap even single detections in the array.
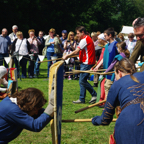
[{"xmin": 42, "ymin": 46, "xmax": 47, "ymax": 57}]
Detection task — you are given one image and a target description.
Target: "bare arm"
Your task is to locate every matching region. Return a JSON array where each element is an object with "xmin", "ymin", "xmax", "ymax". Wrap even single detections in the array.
[
  {"xmin": 93, "ymin": 59, "xmax": 103, "ymax": 72},
  {"xmin": 63, "ymin": 48, "xmax": 80, "ymax": 60}
]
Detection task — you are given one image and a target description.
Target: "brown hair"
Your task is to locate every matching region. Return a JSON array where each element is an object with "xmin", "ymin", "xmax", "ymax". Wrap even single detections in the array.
[
  {"xmin": 114, "ymin": 58, "xmax": 139, "ymax": 83},
  {"xmin": 104, "ymin": 27, "xmax": 115, "ymax": 37},
  {"xmin": 96, "ymin": 31, "xmax": 101, "ymax": 36},
  {"xmin": 75, "ymin": 26, "xmax": 86, "ymax": 34},
  {"xmin": 49, "ymin": 28, "xmax": 55, "ymax": 33},
  {"xmin": 128, "ymin": 33, "xmax": 134, "ymax": 38},
  {"xmin": 28, "ymin": 29, "xmax": 35, "ymax": 34},
  {"xmin": 10, "ymin": 88, "xmax": 47, "ymax": 113},
  {"xmin": 118, "ymin": 33, "xmax": 124, "ymax": 41},
  {"xmin": 116, "ymin": 42, "xmax": 130, "ymax": 58}
]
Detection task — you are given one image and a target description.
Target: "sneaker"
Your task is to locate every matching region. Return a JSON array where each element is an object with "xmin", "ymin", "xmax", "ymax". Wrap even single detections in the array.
[
  {"xmin": 93, "ymin": 83, "xmax": 98, "ymax": 87},
  {"xmin": 73, "ymin": 99, "xmax": 85, "ymax": 104},
  {"xmin": 29, "ymin": 76, "xmax": 33, "ymax": 79},
  {"xmin": 74, "ymin": 77, "xmax": 78, "ymax": 80},
  {"xmin": 89, "ymin": 96, "xmax": 97, "ymax": 104}
]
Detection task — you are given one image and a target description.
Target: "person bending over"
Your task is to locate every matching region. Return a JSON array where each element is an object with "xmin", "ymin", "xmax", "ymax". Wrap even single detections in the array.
[{"xmin": 0, "ymin": 87, "xmax": 54, "ymax": 143}]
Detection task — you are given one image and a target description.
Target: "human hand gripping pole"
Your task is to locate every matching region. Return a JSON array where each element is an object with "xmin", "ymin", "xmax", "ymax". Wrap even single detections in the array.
[{"xmin": 44, "ymin": 79, "xmax": 54, "ymax": 117}]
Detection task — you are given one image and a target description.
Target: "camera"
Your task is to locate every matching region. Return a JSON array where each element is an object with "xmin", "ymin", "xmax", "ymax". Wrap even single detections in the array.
[{"xmin": 67, "ymin": 40, "xmax": 70, "ymax": 42}]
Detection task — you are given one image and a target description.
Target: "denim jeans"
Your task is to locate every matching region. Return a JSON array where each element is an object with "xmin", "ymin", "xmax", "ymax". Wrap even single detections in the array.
[
  {"xmin": 79, "ymin": 63, "xmax": 97, "ymax": 102},
  {"xmin": 34, "ymin": 57, "xmax": 40, "ymax": 75},
  {"xmin": 0, "ymin": 53, "xmax": 9, "ymax": 68},
  {"xmin": 14, "ymin": 55, "xmax": 28, "ymax": 77},
  {"xmin": 46, "ymin": 52, "xmax": 57, "ymax": 77}
]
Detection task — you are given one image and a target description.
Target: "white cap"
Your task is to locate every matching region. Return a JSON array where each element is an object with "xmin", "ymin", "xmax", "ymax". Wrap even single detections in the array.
[
  {"xmin": 0, "ymin": 66, "xmax": 7, "ymax": 78},
  {"xmin": 98, "ymin": 33, "xmax": 106, "ymax": 41}
]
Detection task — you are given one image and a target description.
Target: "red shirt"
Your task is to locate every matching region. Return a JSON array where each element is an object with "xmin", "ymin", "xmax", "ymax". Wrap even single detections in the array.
[{"xmin": 77, "ymin": 35, "xmax": 96, "ymax": 65}]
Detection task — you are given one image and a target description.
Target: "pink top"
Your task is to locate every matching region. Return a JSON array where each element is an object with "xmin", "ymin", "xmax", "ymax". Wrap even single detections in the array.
[{"xmin": 27, "ymin": 38, "xmax": 41, "ymax": 53}]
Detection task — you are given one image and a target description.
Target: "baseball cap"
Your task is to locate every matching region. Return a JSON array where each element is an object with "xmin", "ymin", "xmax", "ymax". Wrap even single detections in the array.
[{"xmin": 62, "ymin": 30, "xmax": 67, "ymax": 34}]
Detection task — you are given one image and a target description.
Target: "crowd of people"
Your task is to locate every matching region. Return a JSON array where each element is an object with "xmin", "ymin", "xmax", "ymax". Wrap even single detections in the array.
[
  {"xmin": 0, "ymin": 16, "xmax": 144, "ymax": 144},
  {"xmin": 0, "ymin": 25, "xmax": 137, "ymax": 80}
]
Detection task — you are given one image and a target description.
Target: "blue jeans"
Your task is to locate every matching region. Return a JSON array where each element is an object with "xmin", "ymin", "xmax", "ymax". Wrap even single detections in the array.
[
  {"xmin": 34, "ymin": 57, "xmax": 40, "ymax": 75},
  {"xmin": 47, "ymin": 52, "xmax": 57, "ymax": 77},
  {"xmin": 14, "ymin": 55, "xmax": 28, "ymax": 77},
  {"xmin": 0, "ymin": 53, "xmax": 9, "ymax": 68},
  {"xmin": 79, "ymin": 63, "xmax": 97, "ymax": 102}
]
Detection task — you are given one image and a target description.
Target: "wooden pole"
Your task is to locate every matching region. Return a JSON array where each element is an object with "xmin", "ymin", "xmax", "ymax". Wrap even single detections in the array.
[
  {"xmin": 38, "ymin": 55, "xmax": 79, "ymax": 63},
  {"xmin": 69, "ymin": 70, "xmax": 114, "ymax": 75},
  {"xmin": 62, "ymin": 118, "xmax": 117, "ymax": 122},
  {"xmin": 75, "ymin": 100, "xmax": 106, "ymax": 113}
]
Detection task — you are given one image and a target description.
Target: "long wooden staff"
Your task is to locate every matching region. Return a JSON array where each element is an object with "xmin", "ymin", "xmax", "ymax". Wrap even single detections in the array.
[
  {"xmin": 38, "ymin": 55, "xmax": 79, "ymax": 63},
  {"xmin": 62, "ymin": 118, "xmax": 117, "ymax": 122},
  {"xmin": 68, "ymin": 69, "xmax": 114, "ymax": 75},
  {"xmin": 75, "ymin": 99, "xmax": 106, "ymax": 113}
]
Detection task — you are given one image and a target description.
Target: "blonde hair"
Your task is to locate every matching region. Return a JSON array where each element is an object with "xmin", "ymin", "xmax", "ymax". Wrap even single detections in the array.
[
  {"xmin": 67, "ymin": 31, "xmax": 74, "ymax": 41},
  {"xmin": 16, "ymin": 31, "xmax": 23, "ymax": 37},
  {"xmin": 49, "ymin": 28, "xmax": 55, "ymax": 33},
  {"xmin": 114, "ymin": 58, "xmax": 139, "ymax": 83},
  {"xmin": 91, "ymin": 32, "xmax": 97, "ymax": 37},
  {"xmin": 28, "ymin": 29, "xmax": 35, "ymax": 34}
]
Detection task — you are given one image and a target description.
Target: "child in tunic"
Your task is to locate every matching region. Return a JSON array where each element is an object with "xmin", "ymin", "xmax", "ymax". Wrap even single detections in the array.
[{"xmin": 105, "ymin": 42, "xmax": 130, "ymax": 81}]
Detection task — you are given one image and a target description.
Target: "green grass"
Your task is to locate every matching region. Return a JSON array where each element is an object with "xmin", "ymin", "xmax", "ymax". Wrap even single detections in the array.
[{"xmin": 8, "ymin": 59, "xmax": 115, "ymax": 144}]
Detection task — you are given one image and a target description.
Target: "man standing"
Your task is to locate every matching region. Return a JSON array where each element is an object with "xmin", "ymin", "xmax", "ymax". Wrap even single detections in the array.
[
  {"xmin": 63, "ymin": 26, "xmax": 97, "ymax": 104},
  {"xmin": 9, "ymin": 25, "xmax": 18, "ymax": 68},
  {"xmin": 34, "ymin": 31, "xmax": 45, "ymax": 76},
  {"xmin": 0, "ymin": 28, "xmax": 11, "ymax": 68},
  {"xmin": 60, "ymin": 30, "xmax": 67, "ymax": 50},
  {"xmin": 130, "ymin": 17, "xmax": 144, "ymax": 72}
]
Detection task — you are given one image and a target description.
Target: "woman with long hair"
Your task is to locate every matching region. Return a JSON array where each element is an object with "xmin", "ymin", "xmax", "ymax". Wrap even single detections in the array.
[
  {"xmin": 63, "ymin": 31, "xmax": 76, "ymax": 80},
  {"xmin": 92, "ymin": 58, "xmax": 144, "ymax": 144}
]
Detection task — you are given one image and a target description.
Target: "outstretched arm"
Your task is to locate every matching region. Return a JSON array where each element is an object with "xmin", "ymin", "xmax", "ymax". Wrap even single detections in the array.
[
  {"xmin": 62, "ymin": 48, "xmax": 80, "ymax": 60},
  {"xmin": 93, "ymin": 59, "xmax": 103, "ymax": 72}
]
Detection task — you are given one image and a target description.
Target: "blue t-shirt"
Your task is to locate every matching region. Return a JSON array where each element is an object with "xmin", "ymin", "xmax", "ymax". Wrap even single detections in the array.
[
  {"xmin": 103, "ymin": 40, "xmax": 118, "ymax": 79},
  {"xmin": 47, "ymin": 38, "xmax": 54, "ymax": 52}
]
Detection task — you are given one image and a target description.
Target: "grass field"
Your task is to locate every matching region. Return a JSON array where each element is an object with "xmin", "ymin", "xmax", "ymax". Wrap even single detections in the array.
[{"xmin": 9, "ymin": 59, "xmax": 116, "ymax": 144}]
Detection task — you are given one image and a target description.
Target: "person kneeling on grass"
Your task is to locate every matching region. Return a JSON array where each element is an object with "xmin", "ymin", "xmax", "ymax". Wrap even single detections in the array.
[
  {"xmin": 0, "ymin": 87, "xmax": 54, "ymax": 143},
  {"xmin": 0, "ymin": 66, "xmax": 8, "ymax": 99},
  {"xmin": 92, "ymin": 58, "xmax": 144, "ymax": 144}
]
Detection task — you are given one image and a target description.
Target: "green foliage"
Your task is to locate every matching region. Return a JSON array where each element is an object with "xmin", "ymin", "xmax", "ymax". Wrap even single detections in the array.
[{"xmin": 0, "ymin": 0, "xmax": 141, "ymax": 36}]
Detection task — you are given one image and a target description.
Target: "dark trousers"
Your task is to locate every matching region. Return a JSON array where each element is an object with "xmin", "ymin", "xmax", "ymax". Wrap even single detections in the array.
[
  {"xmin": 0, "ymin": 53, "xmax": 9, "ymax": 68},
  {"xmin": 28, "ymin": 54, "xmax": 38, "ymax": 77},
  {"xmin": 14, "ymin": 55, "xmax": 28, "ymax": 77}
]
